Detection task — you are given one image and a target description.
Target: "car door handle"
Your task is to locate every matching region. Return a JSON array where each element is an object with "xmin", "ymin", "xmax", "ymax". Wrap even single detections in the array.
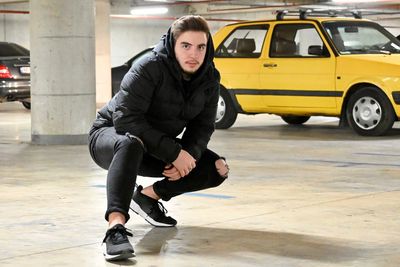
[{"xmin": 263, "ymin": 63, "xmax": 277, "ymax": 68}]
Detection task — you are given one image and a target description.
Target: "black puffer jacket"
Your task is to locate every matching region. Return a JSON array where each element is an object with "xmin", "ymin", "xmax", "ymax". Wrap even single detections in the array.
[{"xmin": 92, "ymin": 27, "xmax": 220, "ymax": 163}]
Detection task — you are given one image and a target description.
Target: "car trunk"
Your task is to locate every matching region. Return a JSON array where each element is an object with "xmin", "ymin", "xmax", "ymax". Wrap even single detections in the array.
[{"xmin": 0, "ymin": 56, "xmax": 30, "ymax": 80}]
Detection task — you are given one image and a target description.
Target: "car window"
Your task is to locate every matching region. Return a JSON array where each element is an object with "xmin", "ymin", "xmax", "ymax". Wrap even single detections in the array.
[
  {"xmin": 0, "ymin": 43, "xmax": 29, "ymax": 57},
  {"xmin": 323, "ymin": 21, "xmax": 400, "ymax": 54},
  {"xmin": 215, "ymin": 25, "xmax": 268, "ymax": 58},
  {"xmin": 270, "ymin": 24, "xmax": 329, "ymax": 58}
]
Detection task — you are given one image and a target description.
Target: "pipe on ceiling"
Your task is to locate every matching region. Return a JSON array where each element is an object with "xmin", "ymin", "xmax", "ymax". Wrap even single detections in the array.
[
  {"xmin": 111, "ymin": 14, "xmax": 243, "ymax": 22},
  {"xmin": 0, "ymin": 0, "xmax": 28, "ymax": 4},
  {"xmin": 0, "ymin": 9, "xmax": 28, "ymax": 14},
  {"xmin": 202, "ymin": 3, "xmax": 305, "ymax": 15},
  {"xmin": 140, "ymin": 0, "xmax": 229, "ymax": 6}
]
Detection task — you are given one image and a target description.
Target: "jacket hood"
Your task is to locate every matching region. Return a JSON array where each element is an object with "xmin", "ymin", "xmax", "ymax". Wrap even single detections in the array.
[{"xmin": 153, "ymin": 26, "xmax": 215, "ymax": 83}]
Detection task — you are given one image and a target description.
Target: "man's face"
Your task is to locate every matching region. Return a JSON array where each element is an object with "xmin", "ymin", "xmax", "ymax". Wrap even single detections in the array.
[{"xmin": 174, "ymin": 31, "xmax": 207, "ymax": 75}]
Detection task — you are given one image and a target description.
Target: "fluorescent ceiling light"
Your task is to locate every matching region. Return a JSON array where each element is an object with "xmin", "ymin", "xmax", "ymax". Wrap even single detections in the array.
[{"xmin": 130, "ymin": 6, "xmax": 169, "ymax": 15}]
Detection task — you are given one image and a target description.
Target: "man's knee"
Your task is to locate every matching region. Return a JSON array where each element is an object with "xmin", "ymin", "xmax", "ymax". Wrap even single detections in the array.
[{"xmin": 115, "ymin": 135, "xmax": 144, "ymax": 154}]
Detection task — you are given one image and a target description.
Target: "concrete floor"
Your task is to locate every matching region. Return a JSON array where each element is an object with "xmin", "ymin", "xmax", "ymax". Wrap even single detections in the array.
[{"xmin": 0, "ymin": 102, "xmax": 399, "ymax": 267}]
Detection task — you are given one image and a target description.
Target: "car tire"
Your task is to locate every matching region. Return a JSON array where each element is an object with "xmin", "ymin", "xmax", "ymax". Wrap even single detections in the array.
[
  {"xmin": 346, "ymin": 87, "xmax": 395, "ymax": 136},
  {"xmin": 215, "ymin": 87, "xmax": 237, "ymax": 129},
  {"xmin": 281, "ymin": 115, "xmax": 310, "ymax": 125},
  {"xmin": 22, "ymin": 101, "xmax": 31, "ymax": 110}
]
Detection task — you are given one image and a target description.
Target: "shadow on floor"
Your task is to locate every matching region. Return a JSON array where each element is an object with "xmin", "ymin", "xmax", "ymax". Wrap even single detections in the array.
[{"xmin": 134, "ymin": 226, "xmax": 374, "ymax": 263}]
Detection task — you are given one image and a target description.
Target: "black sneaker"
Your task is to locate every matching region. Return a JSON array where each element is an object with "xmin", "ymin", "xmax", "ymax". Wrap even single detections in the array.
[
  {"xmin": 130, "ymin": 185, "xmax": 177, "ymax": 227},
  {"xmin": 102, "ymin": 224, "xmax": 135, "ymax": 261}
]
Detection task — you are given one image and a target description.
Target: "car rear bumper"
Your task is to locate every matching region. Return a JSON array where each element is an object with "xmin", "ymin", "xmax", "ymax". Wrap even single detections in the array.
[{"xmin": 0, "ymin": 80, "xmax": 30, "ymax": 102}]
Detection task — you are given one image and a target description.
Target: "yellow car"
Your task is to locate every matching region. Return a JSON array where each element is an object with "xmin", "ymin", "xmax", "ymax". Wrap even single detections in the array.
[{"xmin": 213, "ymin": 10, "xmax": 400, "ymax": 136}]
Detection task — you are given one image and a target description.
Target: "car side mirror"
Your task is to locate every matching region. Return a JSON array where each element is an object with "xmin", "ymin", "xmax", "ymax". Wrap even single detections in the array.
[{"xmin": 308, "ymin": 45, "xmax": 323, "ymax": 56}]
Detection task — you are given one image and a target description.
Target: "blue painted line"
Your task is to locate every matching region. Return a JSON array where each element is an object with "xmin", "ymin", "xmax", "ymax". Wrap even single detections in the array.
[
  {"xmin": 184, "ymin": 192, "xmax": 235, "ymax": 199},
  {"xmin": 303, "ymin": 159, "xmax": 400, "ymax": 168},
  {"xmin": 354, "ymin": 152, "xmax": 400, "ymax": 157},
  {"xmin": 91, "ymin": 185, "xmax": 235, "ymax": 199}
]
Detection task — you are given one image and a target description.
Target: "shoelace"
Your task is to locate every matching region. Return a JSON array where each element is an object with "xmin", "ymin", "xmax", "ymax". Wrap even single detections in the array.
[
  {"xmin": 102, "ymin": 226, "xmax": 133, "ymax": 243},
  {"xmin": 154, "ymin": 201, "xmax": 168, "ymax": 215},
  {"xmin": 135, "ymin": 183, "xmax": 168, "ymax": 215}
]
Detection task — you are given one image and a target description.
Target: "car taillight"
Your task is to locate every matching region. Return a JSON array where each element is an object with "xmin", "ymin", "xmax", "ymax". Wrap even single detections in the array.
[{"xmin": 0, "ymin": 65, "xmax": 13, "ymax": 79}]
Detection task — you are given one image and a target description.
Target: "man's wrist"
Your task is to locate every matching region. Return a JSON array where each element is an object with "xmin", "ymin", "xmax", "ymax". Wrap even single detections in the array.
[{"xmin": 170, "ymin": 147, "xmax": 182, "ymax": 164}]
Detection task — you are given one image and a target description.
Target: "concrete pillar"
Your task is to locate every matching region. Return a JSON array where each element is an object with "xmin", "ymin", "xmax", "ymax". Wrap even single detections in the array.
[
  {"xmin": 95, "ymin": 0, "xmax": 111, "ymax": 106},
  {"xmin": 30, "ymin": 0, "xmax": 96, "ymax": 145}
]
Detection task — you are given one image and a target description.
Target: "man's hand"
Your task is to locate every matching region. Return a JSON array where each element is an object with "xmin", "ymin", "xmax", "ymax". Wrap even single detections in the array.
[
  {"xmin": 162, "ymin": 164, "xmax": 181, "ymax": 181},
  {"xmin": 170, "ymin": 149, "xmax": 196, "ymax": 179}
]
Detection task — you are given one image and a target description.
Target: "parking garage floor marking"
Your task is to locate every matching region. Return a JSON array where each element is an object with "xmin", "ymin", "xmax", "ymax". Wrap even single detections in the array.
[
  {"xmin": 184, "ymin": 192, "xmax": 235, "ymax": 199},
  {"xmin": 303, "ymin": 159, "xmax": 400, "ymax": 168},
  {"xmin": 90, "ymin": 184, "xmax": 235, "ymax": 199},
  {"xmin": 354, "ymin": 152, "xmax": 400, "ymax": 157}
]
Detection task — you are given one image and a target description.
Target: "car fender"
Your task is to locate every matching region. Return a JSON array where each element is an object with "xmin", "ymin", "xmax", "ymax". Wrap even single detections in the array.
[
  {"xmin": 340, "ymin": 78, "xmax": 400, "ymax": 118},
  {"xmin": 219, "ymin": 84, "xmax": 244, "ymax": 113}
]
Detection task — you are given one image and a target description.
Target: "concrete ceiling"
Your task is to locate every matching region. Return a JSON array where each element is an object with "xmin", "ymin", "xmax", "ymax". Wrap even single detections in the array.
[
  {"xmin": 123, "ymin": 0, "xmax": 400, "ymax": 10},
  {"xmin": 1, "ymin": 0, "xmax": 399, "ymax": 18},
  {"xmin": 111, "ymin": 0, "xmax": 400, "ymax": 17}
]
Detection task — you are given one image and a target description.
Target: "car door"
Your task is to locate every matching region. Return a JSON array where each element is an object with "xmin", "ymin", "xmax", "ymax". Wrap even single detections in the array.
[
  {"xmin": 214, "ymin": 24, "xmax": 269, "ymax": 112},
  {"xmin": 260, "ymin": 22, "xmax": 337, "ymax": 111}
]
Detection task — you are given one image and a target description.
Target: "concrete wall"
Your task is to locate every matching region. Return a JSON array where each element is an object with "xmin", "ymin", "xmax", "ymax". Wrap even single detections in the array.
[
  {"xmin": 376, "ymin": 18, "xmax": 400, "ymax": 36},
  {"xmin": 0, "ymin": 2, "xmax": 229, "ymax": 67},
  {"xmin": 0, "ymin": 2, "xmax": 399, "ymax": 66},
  {"xmin": 0, "ymin": 3, "xmax": 30, "ymax": 49},
  {"xmin": 110, "ymin": 18, "xmax": 170, "ymax": 67},
  {"xmin": 109, "ymin": 18, "xmax": 227, "ymax": 67}
]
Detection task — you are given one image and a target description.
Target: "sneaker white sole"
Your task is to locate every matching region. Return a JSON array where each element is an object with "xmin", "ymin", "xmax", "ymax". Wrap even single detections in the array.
[
  {"xmin": 130, "ymin": 200, "xmax": 175, "ymax": 227},
  {"xmin": 102, "ymin": 244, "xmax": 135, "ymax": 261}
]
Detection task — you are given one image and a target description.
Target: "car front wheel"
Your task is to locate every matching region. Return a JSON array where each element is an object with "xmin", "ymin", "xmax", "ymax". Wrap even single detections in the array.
[
  {"xmin": 215, "ymin": 87, "xmax": 237, "ymax": 129},
  {"xmin": 346, "ymin": 87, "xmax": 395, "ymax": 136},
  {"xmin": 281, "ymin": 115, "xmax": 310, "ymax": 125}
]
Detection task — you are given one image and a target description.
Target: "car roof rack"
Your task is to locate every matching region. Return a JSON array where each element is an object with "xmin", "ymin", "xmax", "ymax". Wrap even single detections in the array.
[{"xmin": 275, "ymin": 9, "xmax": 362, "ymax": 20}]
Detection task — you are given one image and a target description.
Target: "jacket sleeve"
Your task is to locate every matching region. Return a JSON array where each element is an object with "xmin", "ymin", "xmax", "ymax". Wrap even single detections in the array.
[
  {"xmin": 181, "ymin": 77, "xmax": 220, "ymax": 161},
  {"xmin": 112, "ymin": 58, "xmax": 181, "ymax": 163}
]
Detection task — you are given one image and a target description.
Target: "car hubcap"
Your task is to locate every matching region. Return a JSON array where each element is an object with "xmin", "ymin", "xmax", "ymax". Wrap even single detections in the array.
[
  {"xmin": 352, "ymin": 96, "xmax": 382, "ymax": 130},
  {"xmin": 215, "ymin": 95, "xmax": 225, "ymax": 123}
]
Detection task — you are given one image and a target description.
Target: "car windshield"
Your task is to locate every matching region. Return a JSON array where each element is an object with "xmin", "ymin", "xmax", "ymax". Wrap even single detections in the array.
[
  {"xmin": 323, "ymin": 21, "xmax": 400, "ymax": 54},
  {"xmin": 0, "ymin": 43, "xmax": 29, "ymax": 57}
]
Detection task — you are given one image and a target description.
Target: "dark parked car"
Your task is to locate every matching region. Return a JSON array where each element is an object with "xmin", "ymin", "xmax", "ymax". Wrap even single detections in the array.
[
  {"xmin": 111, "ymin": 47, "xmax": 153, "ymax": 96},
  {"xmin": 0, "ymin": 42, "xmax": 30, "ymax": 109}
]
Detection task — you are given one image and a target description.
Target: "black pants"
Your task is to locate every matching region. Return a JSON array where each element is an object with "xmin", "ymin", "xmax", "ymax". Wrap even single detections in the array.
[{"xmin": 88, "ymin": 126, "xmax": 227, "ymax": 222}]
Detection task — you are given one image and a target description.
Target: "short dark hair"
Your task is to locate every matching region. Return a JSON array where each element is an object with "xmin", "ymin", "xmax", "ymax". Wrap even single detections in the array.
[{"xmin": 171, "ymin": 15, "xmax": 210, "ymax": 42}]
